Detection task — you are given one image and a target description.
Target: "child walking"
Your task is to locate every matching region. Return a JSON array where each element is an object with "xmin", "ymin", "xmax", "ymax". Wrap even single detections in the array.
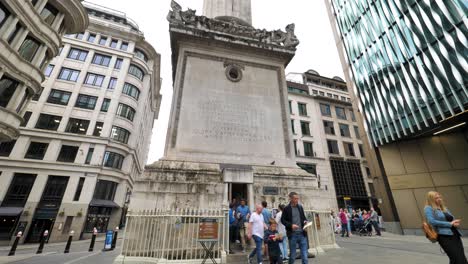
[{"xmin": 264, "ymin": 220, "xmax": 283, "ymax": 264}]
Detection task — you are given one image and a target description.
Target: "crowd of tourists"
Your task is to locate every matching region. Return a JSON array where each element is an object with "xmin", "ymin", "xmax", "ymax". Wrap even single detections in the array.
[
  {"xmin": 331, "ymin": 207, "xmax": 381, "ymax": 237},
  {"xmin": 228, "ymin": 192, "xmax": 309, "ymax": 264}
]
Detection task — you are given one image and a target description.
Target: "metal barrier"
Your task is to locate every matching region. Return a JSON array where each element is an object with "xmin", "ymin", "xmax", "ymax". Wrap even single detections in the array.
[
  {"xmin": 118, "ymin": 208, "xmax": 228, "ymax": 263},
  {"xmin": 304, "ymin": 210, "xmax": 338, "ymax": 254}
]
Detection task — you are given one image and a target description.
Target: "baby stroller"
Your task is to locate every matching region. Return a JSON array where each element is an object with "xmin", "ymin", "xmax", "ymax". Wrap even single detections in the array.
[{"xmin": 357, "ymin": 219, "xmax": 373, "ymax": 236}]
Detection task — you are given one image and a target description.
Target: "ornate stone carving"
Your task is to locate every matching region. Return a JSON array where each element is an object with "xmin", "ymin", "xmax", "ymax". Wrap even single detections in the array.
[{"xmin": 167, "ymin": 0, "xmax": 300, "ymax": 50}]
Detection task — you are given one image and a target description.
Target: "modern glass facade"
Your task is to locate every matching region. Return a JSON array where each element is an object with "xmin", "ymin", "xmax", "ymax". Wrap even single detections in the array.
[{"xmin": 329, "ymin": 0, "xmax": 468, "ymax": 145}]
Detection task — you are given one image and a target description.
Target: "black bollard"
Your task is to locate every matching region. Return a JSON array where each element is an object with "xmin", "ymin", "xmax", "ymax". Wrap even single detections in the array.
[
  {"xmin": 8, "ymin": 231, "xmax": 22, "ymax": 256},
  {"xmin": 64, "ymin": 230, "xmax": 74, "ymax": 254},
  {"xmin": 88, "ymin": 227, "xmax": 97, "ymax": 252},
  {"xmin": 111, "ymin": 227, "xmax": 119, "ymax": 250},
  {"xmin": 36, "ymin": 230, "xmax": 49, "ymax": 254}
]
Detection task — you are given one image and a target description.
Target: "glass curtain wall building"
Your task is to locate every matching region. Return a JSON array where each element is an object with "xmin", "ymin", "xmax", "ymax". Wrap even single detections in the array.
[{"xmin": 328, "ymin": 0, "xmax": 467, "ymax": 146}]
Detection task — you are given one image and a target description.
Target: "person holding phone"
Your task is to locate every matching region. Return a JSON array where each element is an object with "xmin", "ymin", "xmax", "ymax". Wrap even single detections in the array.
[{"xmin": 424, "ymin": 191, "xmax": 467, "ymax": 264}]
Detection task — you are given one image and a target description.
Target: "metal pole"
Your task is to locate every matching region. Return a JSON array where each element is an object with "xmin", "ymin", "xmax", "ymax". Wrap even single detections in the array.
[
  {"xmin": 111, "ymin": 226, "xmax": 119, "ymax": 250},
  {"xmin": 36, "ymin": 230, "xmax": 48, "ymax": 254},
  {"xmin": 64, "ymin": 230, "xmax": 74, "ymax": 253},
  {"xmin": 89, "ymin": 227, "xmax": 97, "ymax": 252},
  {"xmin": 8, "ymin": 231, "xmax": 22, "ymax": 256}
]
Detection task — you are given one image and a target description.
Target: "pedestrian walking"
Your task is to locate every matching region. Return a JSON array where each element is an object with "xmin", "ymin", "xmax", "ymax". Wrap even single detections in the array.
[
  {"xmin": 275, "ymin": 204, "xmax": 289, "ymax": 262},
  {"xmin": 281, "ymin": 192, "xmax": 309, "ymax": 264},
  {"xmin": 264, "ymin": 220, "xmax": 283, "ymax": 264},
  {"xmin": 424, "ymin": 191, "xmax": 467, "ymax": 264},
  {"xmin": 339, "ymin": 208, "xmax": 349, "ymax": 237},
  {"xmin": 248, "ymin": 204, "xmax": 267, "ymax": 264},
  {"xmin": 237, "ymin": 199, "xmax": 251, "ymax": 253},
  {"xmin": 262, "ymin": 201, "xmax": 272, "ymax": 258},
  {"xmin": 229, "ymin": 203, "xmax": 238, "ymax": 253},
  {"xmin": 345, "ymin": 209, "xmax": 352, "ymax": 236},
  {"xmin": 369, "ymin": 207, "xmax": 381, "ymax": 236}
]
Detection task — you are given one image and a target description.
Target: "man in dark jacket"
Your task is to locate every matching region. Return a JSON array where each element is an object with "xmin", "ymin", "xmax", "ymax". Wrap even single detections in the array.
[{"xmin": 281, "ymin": 192, "xmax": 309, "ymax": 264}]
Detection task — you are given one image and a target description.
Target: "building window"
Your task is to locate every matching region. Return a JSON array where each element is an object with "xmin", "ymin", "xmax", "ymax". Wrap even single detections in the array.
[
  {"xmin": 327, "ymin": 140, "xmax": 339, "ymax": 155},
  {"xmin": 120, "ymin": 42, "xmax": 129, "ymax": 51},
  {"xmin": 122, "ymin": 83, "xmax": 140, "ymax": 100},
  {"xmin": 323, "ymin": 121, "xmax": 335, "ymax": 135},
  {"xmin": 93, "ymin": 122, "xmax": 103, "ymax": 136},
  {"xmin": 87, "ymin": 33, "xmax": 96, "ymax": 43},
  {"xmin": 339, "ymin": 123, "xmax": 351, "ymax": 137},
  {"xmin": 108, "ymin": 78, "xmax": 117, "ymax": 90},
  {"xmin": 111, "ymin": 126, "xmax": 130, "ymax": 144},
  {"xmin": 298, "ymin": 103, "xmax": 307, "ymax": 116},
  {"xmin": 32, "ymin": 87, "xmax": 43, "ymax": 101},
  {"xmin": 300, "ymin": 121, "xmax": 310, "ymax": 136},
  {"xmin": 291, "ymin": 120, "xmax": 295, "ymax": 134},
  {"xmin": 92, "ymin": 53, "xmax": 111, "ymax": 67},
  {"xmin": 2, "ymin": 173, "xmax": 36, "ymax": 207},
  {"xmin": 25, "ymin": 142, "xmax": 48, "ymax": 159},
  {"xmin": 75, "ymin": 94, "xmax": 98, "ymax": 109},
  {"xmin": 57, "ymin": 145, "xmax": 79, "ymax": 162},
  {"xmin": 297, "ymin": 163, "xmax": 316, "ymax": 175},
  {"xmin": 94, "ymin": 180, "xmax": 118, "ymax": 200},
  {"xmin": 73, "ymin": 177, "xmax": 85, "ymax": 201},
  {"xmin": 39, "ymin": 4, "xmax": 58, "ymax": 25},
  {"xmin": 67, "ymin": 48, "xmax": 88, "ymax": 61},
  {"xmin": 35, "ymin": 114, "xmax": 61, "ymax": 130},
  {"xmin": 44, "ymin": 64, "xmax": 54, "ymax": 77},
  {"xmin": 47, "ymin": 89, "xmax": 71, "ymax": 105},
  {"xmin": 303, "ymin": 142, "xmax": 314, "ymax": 157},
  {"xmin": 20, "ymin": 111, "xmax": 32, "ymax": 127},
  {"xmin": 103, "ymin": 151, "xmax": 124, "ymax": 169},
  {"xmin": 99, "ymin": 36, "xmax": 107, "ymax": 45},
  {"xmin": 327, "ymin": 93, "xmax": 333, "ymax": 98},
  {"xmin": 85, "ymin": 207, "xmax": 112, "ymax": 233},
  {"xmin": 336, "ymin": 107, "xmax": 347, "ymax": 120},
  {"xmin": 341, "ymin": 96, "xmax": 347, "ymax": 102},
  {"xmin": 319, "ymin": 91, "xmax": 325, "ymax": 96},
  {"xmin": 117, "ymin": 103, "xmax": 135, "ymax": 121},
  {"xmin": 344, "ymin": 142, "xmax": 355, "ymax": 157},
  {"xmin": 312, "ymin": 90, "xmax": 318, "ymax": 95},
  {"xmin": 65, "ymin": 118, "xmax": 89, "ymax": 134},
  {"xmin": 0, "ymin": 140, "xmax": 16, "ymax": 157},
  {"xmin": 84, "ymin": 73, "xmax": 105, "ymax": 87},
  {"xmin": 293, "ymin": 140, "xmax": 298, "ymax": 155},
  {"xmin": 15, "ymin": 88, "xmax": 31, "ymax": 113},
  {"xmin": 288, "ymin": 101, "xmax": 292, "ymax": 114},
  {"xmin": 18, "ymin": 36, "xmax": 40, "ymax": 62},
  {"xmin": 85, "ymin": 148, "xmax": 94, "ymax": 165},
  {"xmin": 354, "ymin": 126, "xmax": 360, "ymax": 138},
  {"xmin": 58, "ymin": 67, "xmax": 80, "ymax": 82},
  {"xmin": 128, "ymin": 64, "xmax": 144, "ymax": 80},
  {"xmin": 0, "ymin": 3, "xmax": 11, "ymax": 29},
  {"xmin": 7, "ymin": 23, "xmax": 22, "ymax": 44},
  {"xmin": 320, "ymin": 103, "xmax": 331, "ymax": 116},
  {"xmin": 135, "ymin": 49, "xmax": 147, "ymax": 62},
  {"xmin": 0, "ymin": 76, "xmax": 19, "ymax": 107},
  {"xmin": 330, "ymin": 159, "xmax": 367, "ymax": 200},
  {"xmin": 350, "ymin": 110, "xmax": 356, "ymax": 121},
  {"xmin": 358, "ymin": 144, "xmax": 364, "ymax": 158},
  {"xmin": 114, "ymin": 58, "xmax": 123, "ymax": 69},
  {"xmin": 110, "ymin": 39, "xmax": 118, "ymax": 48},
  {"xmin": 101, "ymin": 98, "xmax": 111, "ymax": 112},
  {"xmin": 76, "ymin": 32, "xmax": 84, "ymax": 39}
]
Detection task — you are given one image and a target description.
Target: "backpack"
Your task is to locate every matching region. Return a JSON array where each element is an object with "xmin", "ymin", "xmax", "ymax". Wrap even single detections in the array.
[{"xmin": 422, "ymin": 222, "xmax": 438, "ymax": 243}]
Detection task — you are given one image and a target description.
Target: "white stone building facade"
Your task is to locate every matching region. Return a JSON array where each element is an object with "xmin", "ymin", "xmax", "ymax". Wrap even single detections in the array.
[
  {"xmin": 287, "ymin": 70, "xmax": 375, "ymax": 210},
  {"xmin": 0, "ymin": 0, "xmax": 88, "ymax": 142},
  {"xmin": 0, "ymin": 3, "xmax": 161, "ymax": 244}
]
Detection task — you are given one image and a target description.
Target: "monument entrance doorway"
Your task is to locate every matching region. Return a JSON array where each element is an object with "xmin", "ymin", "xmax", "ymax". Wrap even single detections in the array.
[{"xmin": 230, "ymin": 183, "xmax": 247, "ymax": 203}]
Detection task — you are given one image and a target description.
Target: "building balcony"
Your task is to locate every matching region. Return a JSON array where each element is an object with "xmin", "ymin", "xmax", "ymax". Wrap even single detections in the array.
[{"xmin": 0, "ymin": 108, "xmax": 21, "ymax": 142}]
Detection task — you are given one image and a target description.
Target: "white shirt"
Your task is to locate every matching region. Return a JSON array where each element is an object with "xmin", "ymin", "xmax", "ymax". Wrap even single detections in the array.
[
  {"xmin": 275, "ymin": 211, "xmax": 286, "ymax": 235},
  {"xmin": 249, "ymin": 212, "xmax": 265, "ymax": 238}
]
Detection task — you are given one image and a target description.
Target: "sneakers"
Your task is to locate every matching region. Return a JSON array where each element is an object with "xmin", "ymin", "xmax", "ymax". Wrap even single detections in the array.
[
  {"xmin": 247, "ymin": 256, "xmax": 252, "ymax": 264},
  {"xmin": 235, "ymin": 240, "xmax": 240, "ymax": 243}
]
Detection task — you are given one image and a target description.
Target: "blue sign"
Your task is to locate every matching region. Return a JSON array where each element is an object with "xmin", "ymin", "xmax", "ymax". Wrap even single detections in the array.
[{"xmin": 104, "ymin": 230, "xmax": 113, "ymax": 249}]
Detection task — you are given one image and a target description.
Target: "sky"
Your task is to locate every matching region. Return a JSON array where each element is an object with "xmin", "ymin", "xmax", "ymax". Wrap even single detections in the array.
[{"xmin": 87, "ymin": 0, "xmax": 344, "ymax": 164}]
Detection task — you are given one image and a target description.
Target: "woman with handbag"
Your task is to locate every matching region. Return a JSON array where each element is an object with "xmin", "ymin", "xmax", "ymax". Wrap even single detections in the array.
[{"xmin": 424, "ymin": 191, "xmax": 467, "ymax": 264}]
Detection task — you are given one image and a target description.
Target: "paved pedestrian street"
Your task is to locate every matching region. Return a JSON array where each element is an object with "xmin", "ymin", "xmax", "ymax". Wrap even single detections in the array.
[{"xmin": 0, "ymin": 233, "xmax": 466, "ymax": 263}]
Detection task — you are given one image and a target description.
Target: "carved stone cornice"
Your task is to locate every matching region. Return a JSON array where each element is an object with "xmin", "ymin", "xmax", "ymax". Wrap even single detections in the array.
[{"xmin": 167, "ymin": 0, "xmax": 300, "ymax": 52}]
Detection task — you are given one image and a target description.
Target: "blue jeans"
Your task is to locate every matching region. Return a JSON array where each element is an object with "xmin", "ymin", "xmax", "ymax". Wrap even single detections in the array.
[
  {"xmin": 288, "ymin": 232, "xmax": 308, "ymax": 264},
  {"xmin": 280, "ymin": 235, "xmax": 288, "ymax": 259},
  {"xmin": 249, "ymin": 235, "xmax": 263, "ymax": 263}
]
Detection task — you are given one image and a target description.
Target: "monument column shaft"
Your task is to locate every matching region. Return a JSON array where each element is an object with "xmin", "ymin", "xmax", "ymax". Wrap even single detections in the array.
[{"xmin": 203, "ymin": 0, "xmax": 252, "ymax": 25}]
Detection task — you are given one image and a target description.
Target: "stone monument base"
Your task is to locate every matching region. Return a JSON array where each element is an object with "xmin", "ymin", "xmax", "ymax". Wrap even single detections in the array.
[{"xmin": 130, "ymin": 160, "xmax": 333, "ymax": 211}]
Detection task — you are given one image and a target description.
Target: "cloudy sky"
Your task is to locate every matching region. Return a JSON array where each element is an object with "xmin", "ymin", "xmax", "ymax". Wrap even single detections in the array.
[{"xmin": 87, "ymin": 0, "xmax": 344, "ymax": 164}]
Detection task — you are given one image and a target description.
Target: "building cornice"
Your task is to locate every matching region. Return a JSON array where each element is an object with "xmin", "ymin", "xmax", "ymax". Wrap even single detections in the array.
[{"xmin": 48, "ymin": 0, "xmax": 89, "ymax": 33}]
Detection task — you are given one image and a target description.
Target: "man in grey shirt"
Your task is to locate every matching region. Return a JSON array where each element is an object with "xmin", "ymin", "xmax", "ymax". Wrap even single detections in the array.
[{"xmin": 370, "ymin": 207, "xmax": 381, "ymax": 236}]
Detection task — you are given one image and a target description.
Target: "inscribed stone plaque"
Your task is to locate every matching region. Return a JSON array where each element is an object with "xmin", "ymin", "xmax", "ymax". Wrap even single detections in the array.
[{"xmin": 174, "ymin": 55, "xmax": 288, "ymax": 165}]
